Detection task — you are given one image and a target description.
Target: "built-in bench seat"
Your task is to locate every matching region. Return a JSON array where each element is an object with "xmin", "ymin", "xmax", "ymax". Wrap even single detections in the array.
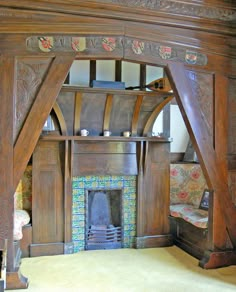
[
  {"xmin": 169, "ymin": 163, "xmax": 209, "ymax": 259},
  {"xmin": 170, "ymin": 204, "xmax": 208, "ymax": 228}
]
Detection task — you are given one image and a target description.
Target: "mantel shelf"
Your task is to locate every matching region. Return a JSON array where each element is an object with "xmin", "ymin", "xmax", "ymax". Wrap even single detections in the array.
[
  {"xmin": 61, "ymin": 85, "xmax": 173, "ymax": 97},
  {"xmin": 40, "ymin": 135, "xmax": 172, "ymax": 143}
]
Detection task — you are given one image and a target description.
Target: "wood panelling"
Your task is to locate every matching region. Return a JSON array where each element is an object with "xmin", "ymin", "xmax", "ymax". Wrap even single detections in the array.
[
  {"xmin": 14, "ymin": 55, "xmax": 75, "ymax": 190},
  {"xmin": 32, "ymin": 141, "xmax": 64, "ymax": 255},
  {"xmin": 136, "ymin": 142, "xmax": 171, "ymax": 247},
  {"xmin": 0, "ymin": 1, "xmax": 234, "ymax": 286},
  {"xmin": 72, "ymin": 142, "xmax": 137, "ymax": 176},
  {"xmin": 58, "ymin": 88, "xmax": 171, "ymax": 137}
]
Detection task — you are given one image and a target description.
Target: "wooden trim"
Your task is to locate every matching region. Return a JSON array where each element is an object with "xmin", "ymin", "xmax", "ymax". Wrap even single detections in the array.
[
  {"xmin": 103, "ymin": 94, "xmax": 113, "ymax": 131},
  {"xmin": 115, "ymin": 60, "xmax": 122, "ymax": 82},
  {"xmin": 89, "ymin": 60, "xmax": 96, "ymax": 86},
  {"xmin": 163, "ymin": 103, "xmax": 170, "ymax": 138},
  {"xmin": 131, "ymin": 95, "xmax": 143, "ymax": 136},
  {"xmin": 135, "ymin": 235, "xmax": 173, "ymax": 249},
  {"xmin": 64, "ymin": 140, "xmax": 72, "ymax": 243},
  {"xmin": 61, "ymin": 86, "xmax": 173, "ymax": 97},
  {"xmin": 140, "ymin": 64, "xmax": 146, "ymax": 91},
  {"xmin": 13, "ymin": 54, "xmax": 75, "ymax": 190},
  {"xmin": 53, "ymin": 102, "xmax": 68, "ymax": 136},
  {"xmin": 73, "ymin": 92, "xmax": 83, "ymax": 135},
  {"xmin": 143, "ymin": 95, "xmax": 173, "ymax": 136},
  {"xmin": 0, "ymin": 56, "xmax": 14, "ymax": 271},
  {"xmin": 144, "ymin": 141, "xmax": 149, "ymax": 175},
  {"xmin": 136, "ymin": 141, "xmax": 144, "ymax": 236}
]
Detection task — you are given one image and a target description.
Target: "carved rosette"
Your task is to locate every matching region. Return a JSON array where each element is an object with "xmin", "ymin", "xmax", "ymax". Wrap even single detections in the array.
[{"xmin": 26, "ymin": 36, "xmax": 208, "ymax": 66}]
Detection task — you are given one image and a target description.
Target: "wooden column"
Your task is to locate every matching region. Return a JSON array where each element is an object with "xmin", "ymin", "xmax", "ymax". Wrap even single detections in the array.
[
  {"xmin": 0, "ymin": 56, "xmax": 14, "ymax": 269},
  {"xmin": 136, "ymin": 141, "xmax": 172, "ymax": 248},
  {"xmin": 0, "ymin": 56, "xmax": 28, "ymax": 289}
]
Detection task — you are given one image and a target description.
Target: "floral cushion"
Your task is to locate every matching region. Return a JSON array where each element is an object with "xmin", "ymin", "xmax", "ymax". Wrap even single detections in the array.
[
  {"xmin": 14, "ymin": 210, "xmax": 30, "ymax": 240},
  {"xmin": 170, "ymin": 163, "xmax": 207, "ymax": 208},
  {"xmin": 14, "ymin": 165, "xmax": 32, "ymax": 211},
  {"xmin": 170, "ymin": 204, "xmax": 208, "ymax": 228}
]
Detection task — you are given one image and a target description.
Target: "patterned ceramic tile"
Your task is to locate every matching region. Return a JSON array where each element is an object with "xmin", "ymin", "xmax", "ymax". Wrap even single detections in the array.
[{"xmin": 72, "ymin": 175, "xmax": 137, "ymax": 252}]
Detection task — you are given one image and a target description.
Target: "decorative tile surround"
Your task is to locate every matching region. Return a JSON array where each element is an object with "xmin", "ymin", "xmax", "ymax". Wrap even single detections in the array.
[{"xmin": 72, "ymin": 175, "xmax": 136, "ymax": 252}]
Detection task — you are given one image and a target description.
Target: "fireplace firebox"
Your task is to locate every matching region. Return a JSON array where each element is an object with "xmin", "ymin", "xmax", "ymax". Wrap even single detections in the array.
[{"xmin": 86, "ymin": 189, "xmax": 123, "ymax": 250}]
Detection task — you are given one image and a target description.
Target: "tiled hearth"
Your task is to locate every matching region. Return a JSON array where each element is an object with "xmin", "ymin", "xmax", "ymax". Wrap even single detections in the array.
[{"xmin": 72, "ymin": 175, "xmax": 136, "ymax": 252}]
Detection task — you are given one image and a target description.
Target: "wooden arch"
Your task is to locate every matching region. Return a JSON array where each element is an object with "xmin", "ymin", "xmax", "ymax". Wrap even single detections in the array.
[{"xmin": 0, "ymin": 1, "xmax": 235, "ymax": 289}]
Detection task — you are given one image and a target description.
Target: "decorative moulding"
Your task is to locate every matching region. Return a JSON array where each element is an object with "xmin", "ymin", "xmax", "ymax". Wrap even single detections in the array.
[
  {"xmin": 26, "ymin": 36, "xmax": 208, "ymax": 66},
  {"xmin": 104, "ymin": 0, "xmax": 235, "ymax": 22}
]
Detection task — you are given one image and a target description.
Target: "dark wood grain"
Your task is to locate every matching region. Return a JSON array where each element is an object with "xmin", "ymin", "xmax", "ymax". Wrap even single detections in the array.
[
  {"xmin": 53, "ymin": 102, "xmax": 68, "ymax": 136},
  {"xmin": 166, "ymin": 62, "xmax": 236, "ymax": 247},
  {"xmin": 103, "ymin": 94, "xmax": 113, "ymax": 132},
  {"xmin": 143, "ymin": 95, "xmax": 174, "ymax": 136},
  {"xmin": 0, "ymin": 2, "xmax": 234, "ymax": 285},
  {"xmin": 32, "ymin": 141, "xmax": 64, "ymax": 256},
  {"xmin": 0, "ymin": 56, "xmax": 15, "ymax": 270},
  {"xmin": 73, "ymin": 92, "xmax": 83, "ymax": 135},
  {"xmin": 131, "ymin": 95, "xmax": 143, "ymax": 136},
  {"xmin": 13, "ymin": 55, "xmax": 75, "ymax": 190}
]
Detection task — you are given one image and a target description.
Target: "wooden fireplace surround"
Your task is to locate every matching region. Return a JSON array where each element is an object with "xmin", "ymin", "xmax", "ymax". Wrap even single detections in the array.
[
  {"xmin": 0, "ymin": 1, "xmax": 235, "ymax": 289},
  {"xmin": 29, "ymin": 86, "xmax": 173, "ymax": 257}
]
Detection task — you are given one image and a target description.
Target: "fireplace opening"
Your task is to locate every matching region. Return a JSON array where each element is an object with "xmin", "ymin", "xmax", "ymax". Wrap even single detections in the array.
[{"xmin": 85, "ymin": 189, "xmax": 123, "ymax": 250}]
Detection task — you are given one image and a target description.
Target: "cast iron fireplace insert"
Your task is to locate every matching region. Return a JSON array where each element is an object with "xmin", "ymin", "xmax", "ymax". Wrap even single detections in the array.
[{"xmin": 85, "ymin": 189, "xmax": 123, "ymax": 250}]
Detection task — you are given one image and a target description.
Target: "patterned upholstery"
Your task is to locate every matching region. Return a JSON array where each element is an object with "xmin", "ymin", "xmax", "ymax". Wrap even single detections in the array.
[
  {"xmin": 14, "ymin": 210, "xmax": 30, "ymax": 240},
  {"xmin": 14, "ymin": 165, "xmax": 32, "ymax": 240},
  {"xmin": 170, "ymin": 204, "xmax": 208, "ymax": 228},
  {"xmin": 14, "ymin": 165, "xmax": 32, "ymax": 211},
  {"xmin": 170, "ymin": 163, "xmax": 208, "ymax": 228}
]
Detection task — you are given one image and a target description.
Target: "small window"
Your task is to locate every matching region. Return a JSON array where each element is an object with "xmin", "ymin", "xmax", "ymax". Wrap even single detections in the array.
[{"xmin": 43, "ymin": 116, "xmax": 55, "ymax": 131}]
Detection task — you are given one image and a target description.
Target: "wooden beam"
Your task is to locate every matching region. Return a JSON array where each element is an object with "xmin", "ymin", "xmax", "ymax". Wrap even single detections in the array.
[
  {"xmin": 103, "ymin": 94, "xmax": 113, "ymax": 132},
  {"xmin": 64, "ymin": 140, "xmax": 72, "ymax": 244},
  {"xmin": 115, "ymin": 60, "xmax": 122, "ymax": 82},
  {"xmin": 143, "ymin": 96, "xmax": 173, "ymax": 136},
  {"xmin": 13, "ymin": 54, "xmax": 75, "ymax": 189},
  {"xmin": 140, "ymin": 64, "xmax": 146, "ymax": 91},
  {"xmin": 73, "ymin": 92, "xmax": 83, "ymax": 135},
  {"xmin": 89, "ymin": 60, "xmax": 96, "ymax": 86},
  {"xmin": 166, "ymin": 62, "xmax": 236, "ymax": 247},
  {"xmin": 53, "ymin": 102, "xmax": 68, "ymax": 136},
  {"xmin": 131, "ymin": 95, "xmax": 143, "ymax": 136}
]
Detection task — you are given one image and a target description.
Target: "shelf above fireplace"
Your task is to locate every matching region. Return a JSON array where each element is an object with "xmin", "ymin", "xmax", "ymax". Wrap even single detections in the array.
[{"xmin": 40, "ymin": 135, "xmax": 173, "ymax": 142}]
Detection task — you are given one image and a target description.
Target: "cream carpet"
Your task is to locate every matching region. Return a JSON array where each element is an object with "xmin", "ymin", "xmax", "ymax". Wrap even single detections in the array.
[{"xmin": 11, "ymin": 247, "xmax": 236, "ymax": 292}]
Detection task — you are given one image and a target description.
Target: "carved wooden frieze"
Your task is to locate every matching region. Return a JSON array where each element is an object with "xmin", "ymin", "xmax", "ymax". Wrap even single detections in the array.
[
  {"xmin": 26, "ymin": 36, "xmax": 124, "ymax": 57},
  {"xmin": 105, "ymin": 0, "xmax": 236, "ymax": 21},
  {"xmin": 124, "ymin": 37, "xmax": 207, "ymax": 66},
  {"xmin": 14, "ymin": 58, "xmax": 52, "ymax": 142},
  {"xmin": 186, "ymin": 70, "xmax": 214, "ymax": 142},
  {"xmin": 26, "ymin": 36, "xmax": 208, "ymax": 66}
]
